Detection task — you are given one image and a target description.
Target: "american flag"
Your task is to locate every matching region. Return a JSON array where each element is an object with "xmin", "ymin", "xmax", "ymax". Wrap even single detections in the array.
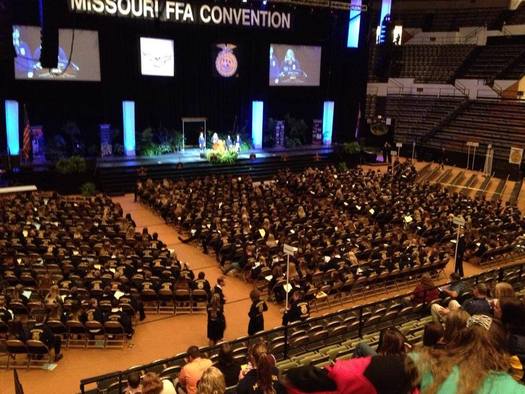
[
  {"xmin": 22, "ymin": 104, "xmax": 32, "ymax": 162},
  {"xmin": 355, "ymin": 103, "xmax": 362, "ymax": 139}
]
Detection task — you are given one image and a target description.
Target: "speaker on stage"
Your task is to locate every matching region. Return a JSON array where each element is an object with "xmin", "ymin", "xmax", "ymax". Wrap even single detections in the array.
[{"xmin": 40, "ymin": 0, "xmax": 59, "ymax": 69}]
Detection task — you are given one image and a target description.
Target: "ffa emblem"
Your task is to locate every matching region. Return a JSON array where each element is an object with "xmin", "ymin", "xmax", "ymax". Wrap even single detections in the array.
[
  {"xmin": 300, "ymin": 304, "xmax": 308, "ymax": 315},
  {"xmin": 216, "ymin": 44, "xmax": 238, "ymax": 78},
  {"xmin": 32, "ymin": 329, "xmax": 42, "ymax": 340}
]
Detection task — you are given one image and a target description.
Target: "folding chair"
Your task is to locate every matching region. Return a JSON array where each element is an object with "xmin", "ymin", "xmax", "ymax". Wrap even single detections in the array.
[
  {"xmin": 6, "ymin": 339, "xmax": 28, "ymax": 368},
  {"xmin": 66, "ymin": 320, "xmax": 88, "ymax": 348},
  {"xmin": 104, "ymin": 321, "xmax": 128, "ymax": 349},
  {"xmin": 174, "ymin": 289, "xmax": 192, "ymax": 314},
  {"xmin": 27, "ymin": 340, "xmax": 52, "ymax": 368}
]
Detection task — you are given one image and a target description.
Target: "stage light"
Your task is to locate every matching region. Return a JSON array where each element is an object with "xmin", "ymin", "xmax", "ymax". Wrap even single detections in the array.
[
  {"xmin": 252, "ymin": 101, "xmax": 263, "ymax": 149},
  {"xmin": 122, "ymin": 100, "xmax": 136, "ymax": 156},
  {"xmin": 263, "ymin": 0, "xmax": 268, "ymax": 5},
  {"xmin": 322, "ymin": 101, "xmax": 334, "ymax": 145},
  {"xmin": 5, "ymin": 100, "xmax": 20, "ymax": 156},
  {"xmin": 347, "ymin": 0, "xmax": 362, "ymax": 48}
]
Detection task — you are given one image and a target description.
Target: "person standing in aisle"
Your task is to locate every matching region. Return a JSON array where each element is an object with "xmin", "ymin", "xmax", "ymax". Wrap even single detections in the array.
[
  {"xmin": 207, "ymin": 293, "xmax": 225, "ymax": 346},
  {"xmin": 247, "ymin": 289, "xmax": 268, "ymax": 335}
]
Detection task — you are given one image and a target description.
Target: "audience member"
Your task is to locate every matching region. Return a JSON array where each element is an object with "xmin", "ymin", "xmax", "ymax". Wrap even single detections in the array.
[
  {"xmin": 237, "ymin": 342, "xmax": 285, "ymax": 394},
  {"xmin": 500, "ymin": 297, "xmax": 525, "ymax": 382},
  {"xmin": 442, "ymin": 309, "xmax": 470, "ymax": 346},
  {"xmin": 125, "ymin": 372, "xmax": 143, "ymax": 394},
  {"xmin": 216, "ymin": 343, "xmax": 241, "ymax": 388},
  {"xmin": 197, "ymin": 367, "xmax": 226, "ymax": 394},
  {"xmin": 142, "ymin": 372, "xmax": 176, "ymax": 394},
  {"xmin": 30, "ymin": 313, "xmax": 63, "ymax": 362},
  {"xmin": 354, "ymin": 327, "xmax": 408, "ymax": 358},
  {"xmin": 178, "ymin": 346, "xmax": 213, "ymax": 394},
  {"xmin": 285, "ymin": 354, "xmax": 419, "ymax": 394},
  {"xmin": 411, "ymin": 274, "xmax": 440, "ymax": 305},
  {"xmin": 422, "ymin": 322, "xmax": 444, "ymax": 349},
  {"xmin": 412, "ymin": 314, "xmax": 524, "ymax": 393},
  {"xmin": 432, "ymin": 284, "xmax": 491, "ymax": 322}
]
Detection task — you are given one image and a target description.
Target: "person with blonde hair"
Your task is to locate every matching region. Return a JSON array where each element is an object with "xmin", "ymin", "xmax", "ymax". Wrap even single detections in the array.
[
  {"xmin": 494, "ymin": 282, "xmax": 515, "ymax": 298},
  {"xmin": 45, "ymin": 284, "xmax": 62, "ymax": 311},
  {"xmin": 442, "ymin": 309, "xmax": 470, "ymax": 345},
  {"xmin": 492, "ymin": 282, "xmax": 515, "ymax": 318},
  {"xmin": 197, "ymin": 367, "xmax": 226, "ymax": 394}
]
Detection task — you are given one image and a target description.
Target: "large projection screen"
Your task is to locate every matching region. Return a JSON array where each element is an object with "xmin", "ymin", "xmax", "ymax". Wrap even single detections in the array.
[
  {"xmin": 140, "ymin": 37, "xmax": 175, "ymax": 77},
  {"xmin": 269, "ymin": 44, "xmax": 322, "ymax": 86},
  {"xmin": 13, "ymin": 25, "xmax": 101, "ymax": 81}
]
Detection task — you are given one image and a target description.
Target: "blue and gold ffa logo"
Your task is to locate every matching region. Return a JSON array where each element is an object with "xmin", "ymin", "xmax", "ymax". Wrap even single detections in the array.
[{"xmin": 215, "ymin": 44, "xmax": 238, "ymax": 78}]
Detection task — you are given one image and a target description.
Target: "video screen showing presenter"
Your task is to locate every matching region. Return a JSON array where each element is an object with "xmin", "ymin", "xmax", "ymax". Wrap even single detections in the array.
[
  {"xmin": 12, "ymin": 25, "xmax": 101, "ymax": 81},
  {"xmin": 269, "ymin": 44, "xmax": 321, "ymax": 86}
]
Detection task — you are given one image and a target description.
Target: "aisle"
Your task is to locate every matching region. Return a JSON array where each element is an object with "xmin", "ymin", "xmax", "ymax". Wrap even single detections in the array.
[{"xmin": 0, "ymin": 195, "xmax": 285, "ymax": 394}]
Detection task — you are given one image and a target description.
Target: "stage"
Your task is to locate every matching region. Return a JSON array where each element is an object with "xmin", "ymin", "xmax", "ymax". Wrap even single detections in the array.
[
  {"xmin": 96, "ymin": 144, "xmax": 334, "ymax": 168},
  {"xmin": 96, "ymin": 144, "xmax": 338, "ymax": 194}
]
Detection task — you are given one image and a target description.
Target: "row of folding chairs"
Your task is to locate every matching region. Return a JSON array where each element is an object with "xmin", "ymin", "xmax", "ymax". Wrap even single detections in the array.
[
  {"xmin": 47, "ymin": 320, "xmax": 129, "ymax": 349},
  {"xmin": 2, "ymin": 339, "xmax": 53, "ymax": 369},
  {"xmin": 141, "ymin": 288, "xmax": 209, "ymax": 314}
]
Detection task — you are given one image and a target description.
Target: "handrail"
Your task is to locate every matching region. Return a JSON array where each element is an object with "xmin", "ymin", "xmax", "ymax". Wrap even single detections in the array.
[
  {"xmin": 80, "ymin": 260, "xmax": 525, "ymax": 394},
  {"xmin": 390, "ymin": 78, "xmax": 404, "ymax": 89},
  {"xmin": 462, "ymin": 26, "xmax": 483, "ymax": 44},
  {"xmin": 454, "ymin": 81, "xmax": 470, "ymax": 98}
]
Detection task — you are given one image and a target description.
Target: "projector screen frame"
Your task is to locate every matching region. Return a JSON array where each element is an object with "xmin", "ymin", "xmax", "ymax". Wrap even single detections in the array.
[{"xmin": 139, "ymin": 36, "xmax": 176, "ymax": 77}]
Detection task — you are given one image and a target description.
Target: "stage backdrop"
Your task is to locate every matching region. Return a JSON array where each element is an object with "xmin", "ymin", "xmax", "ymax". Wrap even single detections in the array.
[{"xmin": 1, "ymin": 0, "xmax": 372, "ymax": 154}]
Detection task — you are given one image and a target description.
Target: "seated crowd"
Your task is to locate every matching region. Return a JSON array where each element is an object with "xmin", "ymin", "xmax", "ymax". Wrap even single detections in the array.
[
  {"xmin": 121, "ymin": 280, "xmax": 525, "ymax": 394},
  {"xmin": 0, "ymin": 192, "xmax": 215, "ymax": 358},
  {"xmin": 137, "ymin": 162, "xmax": 523, "ymax": 303}
]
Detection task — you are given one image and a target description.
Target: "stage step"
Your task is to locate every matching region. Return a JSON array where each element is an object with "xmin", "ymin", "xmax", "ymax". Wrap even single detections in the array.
[{"xmin": 96, "ymin": 151, "xmax": 338, "ymax": 194}]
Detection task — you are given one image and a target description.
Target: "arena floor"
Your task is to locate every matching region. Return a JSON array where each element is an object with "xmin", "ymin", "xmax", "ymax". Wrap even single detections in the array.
[{"xmin": 1, "ymin": 161, "xmax": 522, "ymax": 394}]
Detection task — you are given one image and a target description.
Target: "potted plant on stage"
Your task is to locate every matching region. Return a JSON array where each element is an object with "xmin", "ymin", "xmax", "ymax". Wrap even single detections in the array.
[
  {"xmin": 54, "ymin": 155, "xmax": 89, "ymax": 194},
  {"xmin": 340, "ymin": 141, "xmax": 362, "ymax": 166}
]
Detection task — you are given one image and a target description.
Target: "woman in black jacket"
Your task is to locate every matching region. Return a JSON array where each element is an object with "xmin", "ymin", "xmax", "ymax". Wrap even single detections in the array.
[{"xmin": 248, "ymin": 289, "xmax": 268, "ymax": 335}]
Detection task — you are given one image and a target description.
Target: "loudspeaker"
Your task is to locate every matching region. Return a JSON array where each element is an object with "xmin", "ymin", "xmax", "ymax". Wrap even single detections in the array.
[{"xmin": 40, "ymin": 0, "xmax": 59, "ymax": 69}]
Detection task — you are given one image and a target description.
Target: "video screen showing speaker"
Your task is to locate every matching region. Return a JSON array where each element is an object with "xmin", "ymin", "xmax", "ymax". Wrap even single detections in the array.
[
  {"xmin": 269, "ymin": 44, "xmax": 321, "ymax": 86},
  {"xmin": 13, "ymin": 25, "xmax": 101, "ymax": 81},
  {"xmin": 140, "ymin": 37, "xmax": 175, "ymax": 77}
]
